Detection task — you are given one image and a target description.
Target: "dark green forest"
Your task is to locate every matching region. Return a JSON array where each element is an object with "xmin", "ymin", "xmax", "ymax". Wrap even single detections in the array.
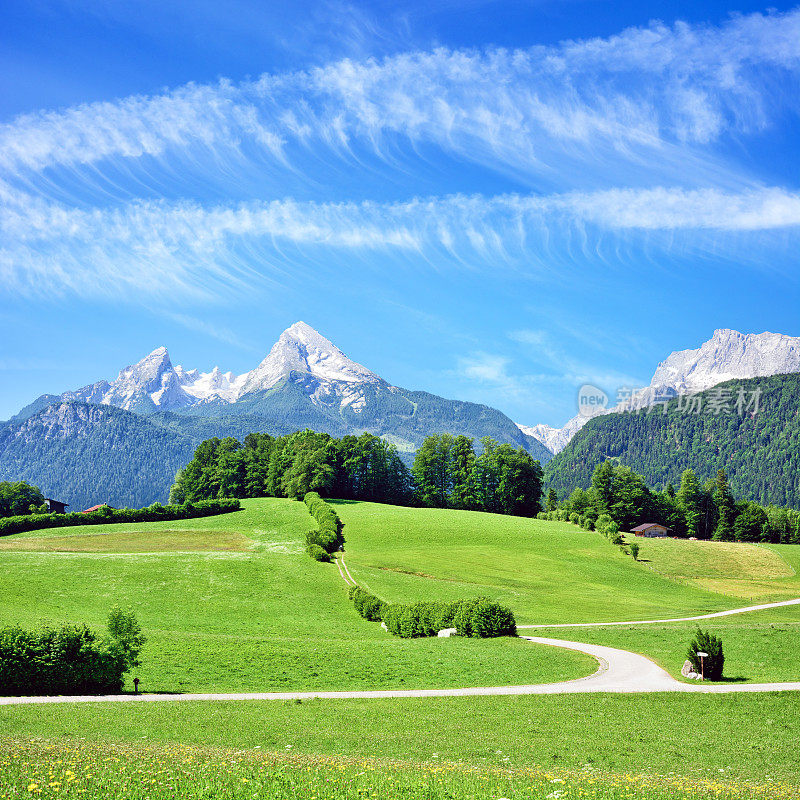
[{"xmin": 545, "ymin": 373, "xmax": 800, "ymax": 508}]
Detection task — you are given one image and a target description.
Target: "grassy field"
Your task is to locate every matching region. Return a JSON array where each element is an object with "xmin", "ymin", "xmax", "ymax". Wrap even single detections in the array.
[
  {"xmin": 332, "ymin": 501, "xmax": 800, "ymax": 623},
  {"xmin": 2, "ymin": 499, "xmax": 800, "ymax": 797},
  {"xmin": 2, "ymin": 692, "xmax": 800, "ymax": 791},
  {"xmin": 0, "ymin": 500, "xmax": 593, "ymax": 693},
  {"xmin": 633, "ymin": 538, "xmax": 800, "ymax": 601}
]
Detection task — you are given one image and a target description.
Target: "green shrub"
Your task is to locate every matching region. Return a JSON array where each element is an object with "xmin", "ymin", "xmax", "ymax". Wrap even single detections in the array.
[
  {"xmin": 469, "ymin": 597, "xmax": 517, "ymax": 637},
  {"xmin": 106, "ymin": 608, "xmax": 146, "ymax": 670},
  {"xmin": 569, "ymin": 512, "xmax": 580, "ymax": 524},
  {"xmin": 630, "ymin": 543, "xmax": 640, "ymax": 560},
  {"xmin": 0, "ymin": 613, "xmax": 145, "ymax": 696},
  {"xmin": 302, "ymin": 493, "xmax": 345, "ymax": 559},
  {"xmin": 452, "ymin": 599, "xmax": 479, "ymax": 637},
  {"xmin": 306, "ymin": 544, "xmax": 331, "ymax": 562},
  {"xmin": 348, "ymin": 587, "xmax": 387, "ymax": 622},
  {"xmin": 688, "ymin": 628, "xmax": 724, "ymax": 680}
]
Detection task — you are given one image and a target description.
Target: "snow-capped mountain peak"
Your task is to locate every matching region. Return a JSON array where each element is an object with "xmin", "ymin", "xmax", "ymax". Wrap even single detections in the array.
[
  {"xmin": 242, "ymin": 321, "xmax": 382, "ymax": 394},
  {"xmin": 41, "ymin": 322, "xmax": 386, "ymax": 414},
  {"xmin": 649, "ymin": 328, "xmax": 800, "ymax": 394},
  {"xmin": 114, "ymin": 346, "xmax": 173, "ymax": 393}
]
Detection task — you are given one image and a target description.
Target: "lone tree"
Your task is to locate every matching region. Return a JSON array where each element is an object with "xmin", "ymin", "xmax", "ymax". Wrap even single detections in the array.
[
  {"xmin": 687, "ymin": 628, "xmax": 724, "ymax": 680},
  {"xmin": 107, "ymin": 607, "xmax": 146, "ymax": 671},
  {"xmin": 630, "ymin": 542, "xmax": 640, "ymax": 561}
]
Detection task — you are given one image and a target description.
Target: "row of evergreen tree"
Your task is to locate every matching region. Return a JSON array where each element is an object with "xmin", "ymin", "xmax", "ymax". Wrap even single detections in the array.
[
  {"xmin": 545, "ymin": 461, "xmax": 800, "ymax": 543},
  {"xmin": 169, "ymin": 429, "xmax": 544, "ymax": 517}
]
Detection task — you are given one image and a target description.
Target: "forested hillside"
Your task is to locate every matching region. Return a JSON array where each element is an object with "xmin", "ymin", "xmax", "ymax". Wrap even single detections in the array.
[
  {"xmin": 545, "ymin": 373, "xmax": 800, "ymax": 508},
  {"xmin": 0, "ymin": 403, "xmax": 197, "ymax": 510}
]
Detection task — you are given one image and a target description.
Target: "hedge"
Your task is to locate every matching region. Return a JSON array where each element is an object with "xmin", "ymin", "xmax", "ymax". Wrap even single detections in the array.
[
  {"xmin": 348, "ymin": 589, "xmax": 516, "ymax": 639},
  {"xmin": 0, "ymin": 498, "xmax": 241, "ymax": 537},
  {"xmin": 348, "ymin": 586, "xmax": 387, "ymax": 622},
  {"xmin": 303, "ymin": 492, "xmax": 345, "ymax": 557},
  {"xmin": 0, "ymin": 609, "xmax": 145, "ymax": 696}
]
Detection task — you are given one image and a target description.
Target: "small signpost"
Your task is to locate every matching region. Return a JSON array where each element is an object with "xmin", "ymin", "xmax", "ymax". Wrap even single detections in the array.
[{"xmin": 696, "ymin": 651, "xmax": 708, "ymax": 681}]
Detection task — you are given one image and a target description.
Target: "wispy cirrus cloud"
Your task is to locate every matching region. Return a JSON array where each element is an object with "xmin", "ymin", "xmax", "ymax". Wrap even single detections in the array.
[
  {"xmin": 2, "ymin": 185, "xmax": 799, "ymax": 300},
  {"xmin": 1, "ymin": 8, "xmax": 799, "ymax": 196},
  {"xmin": 1, "ymin": 9, "xmax": 799, "ymax": 311}
]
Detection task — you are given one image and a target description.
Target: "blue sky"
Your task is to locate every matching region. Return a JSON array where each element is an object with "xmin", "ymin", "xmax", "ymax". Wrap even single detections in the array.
[{"xmin": 1, "ymin": 0, "xmax": 799, "ymax": 426}]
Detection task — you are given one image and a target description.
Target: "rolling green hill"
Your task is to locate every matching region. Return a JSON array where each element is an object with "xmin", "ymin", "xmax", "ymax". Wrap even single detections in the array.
[
  {"xmin": 0, "ymin": 499, "xmax": 593, "ymax": 694},
  {"xmin": 544, "ymin": 373, "xmax": 800, "ymax": 507}
]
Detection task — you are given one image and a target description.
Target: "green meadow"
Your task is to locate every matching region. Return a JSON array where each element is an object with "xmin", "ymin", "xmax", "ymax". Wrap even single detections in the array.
[
  {"xmin": 330, "ymin": 500, "xmax": 799, "ymax": 623},
  {"xmin": 2, "ymin": 693, "xmax": 800, "ymax": 797},
  {"xmin": 1, "ymin": 498, "xmax": 799, "ymax": 797},
  {"xmin": 0, "ymin": 499, "xmax": 594, "ymax": 693}
]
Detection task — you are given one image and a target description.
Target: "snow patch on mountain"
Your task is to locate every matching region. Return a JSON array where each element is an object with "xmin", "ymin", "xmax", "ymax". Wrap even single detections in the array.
[
  {"xmin": 241, "ymin": 321, "xmax": 382, "ymax": 395},
  {"xmin": 518, "ymin": 418, "xmax": 590, "ymax": 454}
]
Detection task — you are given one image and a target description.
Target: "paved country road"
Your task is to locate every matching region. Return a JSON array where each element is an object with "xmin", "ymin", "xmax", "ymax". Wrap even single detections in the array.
[
  {"xmin": 516, "ymin": 597, "xmax": 800, "ymax": 629},
  {"xmin": 2, "ymin": 616, "xmax": 800, "ymax": 706}
]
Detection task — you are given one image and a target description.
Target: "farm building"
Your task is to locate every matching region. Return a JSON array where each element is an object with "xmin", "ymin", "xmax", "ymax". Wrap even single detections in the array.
[
  {"xmin": 81, "ymin": 504, "xmax": 115, "ymax": 513},
  {"xmin": 44, "ymin": 498, "xmax": 69, "ymax": 514},
  {"xmin": 630, "ymin": 522, "xmax": 669, "ymax": 537}
]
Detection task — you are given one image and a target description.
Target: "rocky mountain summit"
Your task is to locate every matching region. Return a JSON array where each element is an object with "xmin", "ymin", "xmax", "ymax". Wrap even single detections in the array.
[{"xmin": 520, "ymin": 329, "xmax": 800, "ymax": 454}]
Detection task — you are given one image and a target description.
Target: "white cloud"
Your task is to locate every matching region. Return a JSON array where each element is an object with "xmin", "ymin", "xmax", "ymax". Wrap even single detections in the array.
[
  {"xmin": 2, "ymin": 185, "xmax": 798, "ymax": 301},
  {"xmin": 0, "ymin": 9, "xmax": 798, "ymax": 191},
  {"xmin": 458, "ymin": 352, "xmax": 513, "ymax": 384}
]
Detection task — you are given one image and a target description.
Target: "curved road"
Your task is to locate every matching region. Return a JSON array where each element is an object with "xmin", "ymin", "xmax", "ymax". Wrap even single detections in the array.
[
  {"xmin": 2, "ymin": 602, "xmax": 800, "ymax": 705},
  {"xmin": 517, "ymin": 598, "xmax": 800, "ymax": 629}
]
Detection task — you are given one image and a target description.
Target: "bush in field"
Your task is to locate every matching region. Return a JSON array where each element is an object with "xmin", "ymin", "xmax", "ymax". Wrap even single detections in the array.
[
  {"xmin": 469, "ymin": 597, "xmax": 517, "ymax": 637},
  {"xmin": 688, "ymin": 628, "xmax": 724, "ymax": 680},
  {"xmin": 306, "ymin": 544, "xmax": 331, "ymax": 562},
  {"xmin": 303, "ymin": 493, "xmax": 345, "ymax": 559},
  {"xmin": 0, "ymin": 619, "xmax": 140, "ymax": 696},
  {"xmin": 348, "ymin": 587, "xmax": 387, "ymax": 622},
  {"xmin": 106, "ymin": 608, "xmax": 146, "ymax": 670},
  {"xmin": 630, "ymin": 543, "xmax": 640, "ymax": 560},
  {"xmin": 569, "ymin": 512, "xmax": 580, "ymax": 524}
]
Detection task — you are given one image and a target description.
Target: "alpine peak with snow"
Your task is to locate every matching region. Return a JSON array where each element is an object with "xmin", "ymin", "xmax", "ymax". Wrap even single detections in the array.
[
  {"xmin": 4, "ymin": 321, "xmax": 550, "ymax": 507},
  {"xmin": 42, "ymin": 322, "xmax": 382, "ymax": 415},
  {"xmin": 519, "ymin": 328, "xmax": 800, "ymax": 455},
  {"xmin": 241, "ymin": 321, "xmax": 383, "ymax": 396}
]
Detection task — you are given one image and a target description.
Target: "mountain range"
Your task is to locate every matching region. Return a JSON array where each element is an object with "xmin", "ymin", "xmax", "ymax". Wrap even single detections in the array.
[
  {"xmin": 543, "ymin": 372, "xmax": 800, "ymax": 508},
  {"xmin": 522, "ymin": 328, "xmax": 800, "ymax": 454},
  {"xmin": 2, "ymin": 322, "xmax": 798, "ymax": 511},
  {"xmin": 0, "ymin": 322, "xmax": 550, "ymax": 509}
]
